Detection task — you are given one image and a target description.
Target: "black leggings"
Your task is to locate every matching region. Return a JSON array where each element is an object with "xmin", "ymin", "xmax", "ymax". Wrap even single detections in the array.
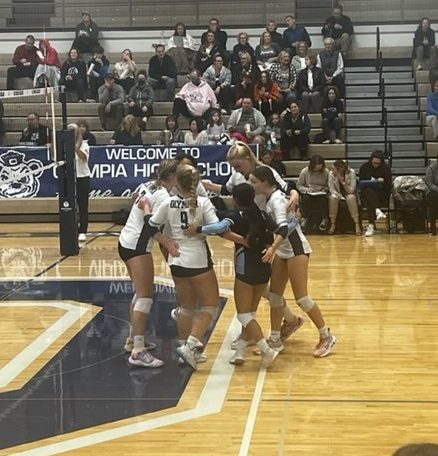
[
  {"xmin": 77, "ymin": 176, "xmax": 90, "ymax": 234},
  {"xmin": 360, "ymin": 187, "xmax": 388, "ymax": 225}
]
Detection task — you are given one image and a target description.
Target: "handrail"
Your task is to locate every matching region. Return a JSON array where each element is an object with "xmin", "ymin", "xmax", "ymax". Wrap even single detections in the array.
[{"xmin": 375, "ymin": 27, "xmax": 381, "ymax": 71}]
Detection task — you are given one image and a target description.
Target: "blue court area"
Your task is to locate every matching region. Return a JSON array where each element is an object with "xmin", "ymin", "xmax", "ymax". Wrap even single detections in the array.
[{"xmin": 0, "ymin": 279, "xmax": 226, "ymax": 450}]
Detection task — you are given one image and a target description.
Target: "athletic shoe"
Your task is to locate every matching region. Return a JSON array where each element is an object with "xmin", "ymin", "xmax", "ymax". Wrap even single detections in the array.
[
  {"xmin": 319, "ymin": 218, "xmax": 329, "ymax": 232},
  {"xmin": 313, "ymin": 330, "xmax": 337, "ymax": 358},
  {"xmin": 260, "ymin": 348, "xmax": 279, "ymax": 368},
  {"xmin": 124, "ymin": 337, "xmax": 157, "ymax": 353},
  {"xmin": 375, "ymin": 208, "xmax": 386, "ymax": 220},
  {"xmin": 178, "ymin": 351, "xmax": 207, "ymax": 365},
  {"xmin": 281, "ymin": 315, "xmax": 305, "ymax": 341},
  {"xmin": 322, "ymin": 139, "xmax": 331, "ymax": 144},
  {"xmin": 231, "ymin": 334, "xmax": 255, "ymax": 350},
  {"xmin": 229, "ymin": 349, "xmax": 245, "ymax": 365},
  {"xmin": 128, "ymin": 350, "xmax": 164, "ymax": 368},
  {"xmin": 176, "ymin": 344, "xmax": 198, "ymax": 370},
  {"xmin": 334, "ymin": 138, "xmax": 343, "ymax": 144},
  {"xmin": 78, "ymin": 233, "xmax": 87, "ymax": 242},
  {"xmin": 267, "ymin": 337, "xmax": 285, "ymax": 352},
  {"xmin": 364, "ymin": 225, "xmax": 374, "ymax": 237},
  {"xmin": 170, "ymin": 307, "xmax": 180, "ymax": 321}
]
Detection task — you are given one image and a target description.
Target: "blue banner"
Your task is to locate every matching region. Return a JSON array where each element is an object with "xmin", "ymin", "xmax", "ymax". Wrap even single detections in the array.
[{"xmin": 0, "ymin": 145, "xmax": 233, "ymax": 198}]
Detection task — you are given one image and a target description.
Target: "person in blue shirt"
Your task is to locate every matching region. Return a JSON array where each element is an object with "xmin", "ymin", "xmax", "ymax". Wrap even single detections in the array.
[
  {"xmin": 426, "ymin": 79, "xmax": 438, "ymax": 139},
  {"xmin": 282, "ymin": 14, "xmax": 311, "ymax": 57}
]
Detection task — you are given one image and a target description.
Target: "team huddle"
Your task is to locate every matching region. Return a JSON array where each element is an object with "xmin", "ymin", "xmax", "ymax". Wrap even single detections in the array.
[{"xmin": 118, "ymin": 142, "xmax": 336, "ymax": 370}]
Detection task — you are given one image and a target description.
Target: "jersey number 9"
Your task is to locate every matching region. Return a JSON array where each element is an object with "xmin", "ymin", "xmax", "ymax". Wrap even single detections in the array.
[{"xmin": 180, "ymin": 211, "xmax": 189, "ymax": 229}]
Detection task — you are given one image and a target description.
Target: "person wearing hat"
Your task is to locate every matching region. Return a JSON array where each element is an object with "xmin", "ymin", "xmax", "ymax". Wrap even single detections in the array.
[
  {"xmin": 72, "ymin": 11, "xmax": 100, "ymax": 59},
  {"xmin": 98, "ymin": 73, "xmax": 125, "ymax": 131}
]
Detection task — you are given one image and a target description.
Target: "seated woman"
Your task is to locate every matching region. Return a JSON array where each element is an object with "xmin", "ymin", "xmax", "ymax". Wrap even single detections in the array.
[
  {"xmin": 269, "ymin": 50, "xmax": 298, "ymax": 110},
  {"xmin": 110, "ymin": 114, "xmax": 142, "ymax": 146},
  {"xmin": 297, "ymin": 154, "xmax": 330, "ymax": 232},
  {"xmin": 235, "ymin": 71, "xmax": 255, "ymax": 108},
  {"xmin": 195, "ymin": 32, "xmax": 226, "ymax": 75},
  {"xmin": 254, "ymin": 70, "xmax": 282, "ymax": 118},
  {"xmin": 328, "ymin": 160, "xmax": 361, "ymax": 235},
  {"xmin": 255, "ymin": 31, "xmax": 281, "ymax": 71},
  {"xmin": 426, "ymin": 153, "xmax": 438, "ymax": 235},
  {"xmin": 60, "ymin": 48, "xmax": 87, "ymax": 102},
  {"xmin": 291, "ymin": 41, "xmax": 309, "ymax": 74},
  {"xmin": 33, "ymin": 39, "xmax": 61, "ymax": 88},
  {"xmin": 321, "ymin": 87, "xmax": 344, "ymax": 143},
  {"xmin": 359, "ymin": 149, "xmax": 392, "ymax": 237},
  {"xmin": 231, "ymin": 51, "xmax": 260, "ymax": 87},
  {"xmin": 157, "ymin": 114, "xmax": 185, "ymax": 145},
  {"xmin": 280, "ymin": 100, "xmax": 310, "ymax": 160},
  {"xmin": 167, "ymin": 22, "xmax": 197, "ymax": 74},
  {"xmin": 231, "ymin": 32, "xmax": 255, "ymax": 69},
  {"xmin": 297, "ymin": 54, "xmax": 324, "ymax": 114},
  {"xmin": 184, "ymin": 117, "xmax": 208, "ymax": 145},
  {"xmin": 414, "ymin": 17, "xmax": 436, "ymax": 70},
  {"xmin": 113, "ymin": 49, "xmax": 137, "ymax": 94}
]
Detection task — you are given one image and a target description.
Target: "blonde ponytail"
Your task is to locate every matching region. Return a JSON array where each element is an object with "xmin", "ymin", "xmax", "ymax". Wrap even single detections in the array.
[{"xmin": 176, "ymin": 164, "xmax": 200, "ymax": 223}]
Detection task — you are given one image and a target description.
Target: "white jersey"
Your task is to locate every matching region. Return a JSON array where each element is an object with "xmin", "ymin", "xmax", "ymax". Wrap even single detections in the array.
[
  {"xmin": 149, "ymin": 195, "xmax": 218, "ymax": 268},
  {"xmin": 266, "ymin": 189, "xmax": 312, "ymax": 259},
  {"xmin": 225, "ymin": 167, "xmax": 289, "ymax": 210},
  {"xmin": 119, "ymin": 181, "xmax": 169, "ymax": 252}
]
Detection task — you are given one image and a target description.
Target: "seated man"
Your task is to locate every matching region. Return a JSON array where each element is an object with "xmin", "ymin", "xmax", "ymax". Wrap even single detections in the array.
[
  {"xmin": 71, "ymin": 11, "xmax": 100, "ymax": 59},
  {"xmin": 127, "ymin": 71, "xmax": 154, "ymax": 129},
  {"xmin": 98, "ymin": 74, "xmax": 125, "ymax": 131},
  {"xmin": 87, "ymin": 46, "xmax": 110, "ymax": 102},
  {"xmin": 202, "ymin": 54, "xmax": 233, "ymax": 114},
  {"xmin": 19, "ymin": 112, "xmax": 49, "ymax": 146},
  {"xmin": 317, "ymin": 38, "xmax": 345, "ymax": 98},
  {"xmin": 321, "ymin": 4, "xmax": 354, "ymax": 55},
  {"xmin": 147, "ymin": 44, "xmax": 177, "ymax": 102},
  {"xmin": 7, "ymin": 35, "xmax": 39, "ymax": 90},
  {"xmin": 201, "ymin": 17, "xmax": 228, "ymax": 51},
  {"xmin": 227, "ymin": 97, "xmax": 266, "ymax": 143},
  {"xmin": 173, "ymin": 69, "xmax": 218, "ymax": 119},
  {"xmin": 283, "ymin": 14, "xmax": 312, "ymax": 56},
  {"xmin": 265, "ymin": 20, "xmax": 285, "ymax": 49}
]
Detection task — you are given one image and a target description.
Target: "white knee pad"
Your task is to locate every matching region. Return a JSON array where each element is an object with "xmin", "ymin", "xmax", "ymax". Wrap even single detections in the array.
[
  {"xmin": 251, "ymin": 311, "xmax": 257, "ymax": 319},
  {"xmin": 179, "ymin": 307, "xmax": 195, "ymax": 317},
  {"xmin": 268, "ymin": 292, "xmax": 286, "ymax": 308},
  {"xmin": 297, "ymin": 295, "xmax": 315, "ymax": 312},
  {"xmin": 237, "ymin": 312, "xmax": 254, "ymax": 328},
  {"xmin": 199, "ymin": 306, "xmax": 218, "ymax": 318},
  {"xmin": 133, "ymin": 297, "xmax": 153, "ymax": 314}
]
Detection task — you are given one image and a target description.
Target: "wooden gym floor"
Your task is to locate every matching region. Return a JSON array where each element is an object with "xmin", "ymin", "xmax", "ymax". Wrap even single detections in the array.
[{"xmin": 0, "ymin": 222, "xmax": 437, "ymax": 455}]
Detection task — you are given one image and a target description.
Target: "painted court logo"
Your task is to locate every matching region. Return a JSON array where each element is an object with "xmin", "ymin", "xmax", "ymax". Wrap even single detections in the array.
[{"xmin": 0, "ymin": 150, "xmax": 44, "ymax": 198}]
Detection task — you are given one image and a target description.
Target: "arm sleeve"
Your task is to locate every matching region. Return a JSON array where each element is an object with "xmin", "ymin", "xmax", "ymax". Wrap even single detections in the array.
[
  {"xmin": 270, "ymin": 198, "xmax": 289, "ymax": 235},
  {"xmin": 149, "ymin": 197, "xmax": 170, "ymax": 227},
  {"xmin": 272, "ymin": 167, "xmax": 289, "ymax": 193},
  {"xmin": 200, "ymin": 218, "xmax": 233, "ymax": 235}
]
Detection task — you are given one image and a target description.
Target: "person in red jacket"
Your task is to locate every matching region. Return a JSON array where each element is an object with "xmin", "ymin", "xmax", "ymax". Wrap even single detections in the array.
[
  {"xmin": 33, "ymin": 39, "xmax": 61, "ymax": 88},
  {"xmin": 7, "ymin": 35, "xmax": 39, "ymax": 90}
]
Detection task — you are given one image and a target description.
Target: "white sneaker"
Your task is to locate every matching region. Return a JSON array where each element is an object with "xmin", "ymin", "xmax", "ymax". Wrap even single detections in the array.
[
  {"xmin": 229, "ymin": 349, "xmax": 246, "ymax": 365},
  {"xmin": 322, "ymin": 139, "xmax": 331, "ymax": 144},
  {"xmin": 231, "ymin": 334, "xmax": 255, "ymax": 350},
  {"xmin": 128, "ymin": 350, "xmax": 164, "ymax": 368},
  {"xmin": 78, "ymin": 233, "xmax": 87, "ymax": 242},
  {"xmin": 260, "ymin": 348, "xmax": 279, "ymax": 368},
  {"xmin": 176, "ymin": 344, "xmax": 198, "ymax": 370},
  {"xmin": 178, "ymin": 351, "xmax": 207, "ymax": 365},
  {"xmin": 375, "ymin": 208, "xmax": 386, "ymax": 220},
  {"xmin": 334, "ymin": 138, "xmax": 342, "ymax": 144},
  {"xmin": 364, "ymin": 225, "xmax": 374, "ymax": 237}
]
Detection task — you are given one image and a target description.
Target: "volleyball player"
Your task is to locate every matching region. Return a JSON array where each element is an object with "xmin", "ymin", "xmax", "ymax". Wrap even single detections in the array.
[
  {"xmin": 250, "ymin": 166, "xmax": 336, "ymax": 357},
  {"xmin": 118, "ymin": 159, "xmax": 180, "ymax": 368},
  {"xmin": 146, "ymin": 165, "xmax": 221, "ymax": 370}
]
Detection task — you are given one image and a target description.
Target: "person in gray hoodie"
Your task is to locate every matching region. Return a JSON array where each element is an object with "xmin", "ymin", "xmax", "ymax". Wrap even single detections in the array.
[{"xmin": 127, "ymin": 70, "xmax": 154, "ymax": 129}]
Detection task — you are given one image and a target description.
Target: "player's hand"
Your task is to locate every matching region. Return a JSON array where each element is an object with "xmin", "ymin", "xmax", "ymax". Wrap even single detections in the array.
[
  {"xmin": 183, "ymin": 224, "xmax": 198, "ymax": 237},
  {"xmin": 261, "ymin": 246, "xmax": 276, "ymax": 263},
  {"xmin": 286, "ymin": 190, "xmax": 299, "ymax": 212},
  {"xmin": 166, "ymin": 240, "xmax": 180, "ymax": 257}
]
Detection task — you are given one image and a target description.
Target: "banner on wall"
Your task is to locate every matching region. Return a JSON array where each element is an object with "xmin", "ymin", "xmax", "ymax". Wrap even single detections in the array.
[{"xmin": 0, "ymin": 144, "xmax": 239, "ymax": 198}]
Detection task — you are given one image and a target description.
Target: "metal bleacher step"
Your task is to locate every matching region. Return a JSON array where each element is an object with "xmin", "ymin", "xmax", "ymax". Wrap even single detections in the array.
[
  {"xmin": 345, "ymin": 66, "xmax": 412, "ymax": 73},
  {"xmin": 347, "ymin": 135, "xmax": 424, "ymax": 143},
  {"xmin": 348, "ymin": 112, "xmax": 419, "ymax": 122},
  {"xmin": 346, "ymin": 84, "xmax": 415, "ymax": 94},
  {"xmin": 347, "ymin": 119, "xmax": 421, "ymax": 127},
  {"xmin": 347, "ymin": 126, "xmax": 421, "ymax": 136}
]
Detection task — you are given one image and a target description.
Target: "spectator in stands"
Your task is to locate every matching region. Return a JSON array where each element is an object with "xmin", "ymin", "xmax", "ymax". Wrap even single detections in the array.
[
  {"xmin": 19, "ymin": 112, "xmax": 49, "ymax": 146},
  {"xmin": 147, "ymin": 44, "xmax": 177, "ymax": 102},
  {"xmin": 110, "ymin": 114, "xmax": 142, "ymax": 146},
  {"xmin": 231, "ymin": 51, "xmax": 260, "ymax": 87},
  {"xmin": 321, "ymin": 87, "xmax": 344, "ymax": 143},
  {"xmin": 235, "ymin": 72, "xmax": 255, "ymax": 107},
  {"xmin": 67, "ymin": 123, "xmax": 90, "ymax": 242},
  {"xmin": 72, "ymin": 12, "xmax": 100, "ymax": 58},
  {"xmin": 359, "ymin": 150, "xmax": 392, "ymax": 237},
  {"xmin": 227, "ymin": 97, "xmax": 266, "ymax": 143},
  {"xmin": 297, "ymin": 155, "xmax": 330, "ymax": 232},
  {"xmin": 426, "ymin": 152, "xmax": 438, "ymax": 236},
  {"xmin": 195, "ymin": 31, "xmax": 226, "ymax": 75},
  {"xmin": 86, "ymin": 46, "xmax": 109, "ymax": 102},
  {"xmin": 33, "ymin": 39, "xmax": 61, "ymax": 88},
  {"xmin": 280, "ymin": 100, "xmax": 310, "ymax": 160},
  {"xmin": 298, "ymin": 54, "xmax": 324, "ymax": 114},
  {"xmin": 127, "ymin": 70, "xmax": 154, "ymax": 130},
  {"xmin": 231, "ymin": 32, "xmax": 255, "ymax": 69},
  {"xmin": 113, "ymin": 49, "xmax": 137, "ymax": 95},
  {"xmin": 167, "ymin": 22, "xmax": 197, "ymax": 74},
  {"xmin": 265, "ymin": 20, "xmax": 284, "ymax": 49},
  {"xmin": 173, "ymin": 69, "xmax": 217, "ymax": 119},
  {"xmin": 60, "ymin": 48, "xmax": 87, "ymax": 102},
  {"xmin": 184, "ymin": 117, "xmax": 209, "ymax": 145},
  {"xmin": 202, "ymin": 54, "xmax": 233, "ymax": 114},
  {"xmin": 261, "ymin": 148, "xmax": 286, "ymax": 177},
  {"xmin": 206, "ymin": 109, "xmax": 226, "ymax": 143},
  {"xmin": 157, "ymin": 114, "xmax": 185, "ymax": 145},
  {"xmin": 426, "ymin": 79, "xmax": 438, "ymax": 139},
  {"xmin": 98, "ymin": 73, "xmax": 125, "ymax": 131},
  {"xmin": 322, "ymin": 4, "xmax": 354, "ymax": 55},
  {"xmin": 283, "ymin": 14, "xmax": 312, "ymax": 57},
  {"xmin": 328, "ymin": 159, "xmax": 361, "ymax": 235},
  {"xmin": 414, "ymin": 17, "xmax": 436, "ymax": 70},
  {"xmin": 317, "ymin": 37, "xmax": 345, "ymax": 97},
  {"xmin": 269, "ymin": 50, "xmax": 298, "ymax": 109},
  {"xmin": 265, "ymin": 112, "xmax": 282, "ymax": 151},
  {"xmin": 77, "ymin": 119, "xmax": 96, "ymax": 146},
  {"xmin": 292, "ymin": 41, "xmax": 309, "ymax": 74},
  {"xmin": 254, "ymin": 70, "xmax": 281, "ymax": 118},
  {"xmin": 7, "ymin": 35, "xmax": 39, "ymax": 90},
  {"xmin": 201, "ymin": 18, "xmax": 228, "ymax": 50},
  {"xmin": 256, "ymin": 31, "xmax": 281, "ymax": 71}
]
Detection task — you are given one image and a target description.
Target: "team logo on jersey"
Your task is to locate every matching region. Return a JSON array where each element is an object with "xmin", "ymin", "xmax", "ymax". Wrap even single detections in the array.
[{"xmin": 0, "ymin": 150, "xmax": 44, "ymax": 198}]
